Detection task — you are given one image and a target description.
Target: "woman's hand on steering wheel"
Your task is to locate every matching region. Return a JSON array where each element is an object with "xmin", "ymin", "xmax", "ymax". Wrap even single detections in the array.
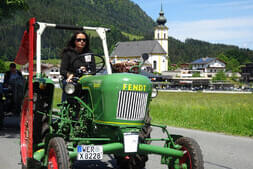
[
  {"xmin": 66, "ymin": 74, "xmax": 74, "ymax": 82},
  {"xmin": 80, "ymin": 66, "xmax": 86, "ymax": 72}
]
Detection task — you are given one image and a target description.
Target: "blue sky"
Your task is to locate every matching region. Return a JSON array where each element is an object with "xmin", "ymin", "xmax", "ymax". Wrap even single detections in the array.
[{"xmin": 131, "ymin": 0, "xmax": 253, "ymax": 50}]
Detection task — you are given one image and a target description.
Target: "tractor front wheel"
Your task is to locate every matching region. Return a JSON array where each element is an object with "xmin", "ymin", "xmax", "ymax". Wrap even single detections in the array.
[
  {"xmin": 47, "ymin": 137, "xmax": 70, "ymax": 169},
  {"xmin": 170, "ymin": 137, "xmax": 204, "ymax": 169}
]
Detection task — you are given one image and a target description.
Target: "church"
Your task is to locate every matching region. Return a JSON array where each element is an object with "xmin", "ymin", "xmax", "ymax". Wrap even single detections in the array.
[{"xmin": 110, "ymin": 6, "xmax": 169, "ymax": 73}]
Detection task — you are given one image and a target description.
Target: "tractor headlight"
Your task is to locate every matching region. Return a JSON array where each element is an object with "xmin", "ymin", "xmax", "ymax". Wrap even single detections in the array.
[
  {"xmin": 64, "ymin": 83, "xmax": 75, "ymax": 95},
  {"xmin": 151, "ymin": 88, "xmax": 158, "ymax": 98}
]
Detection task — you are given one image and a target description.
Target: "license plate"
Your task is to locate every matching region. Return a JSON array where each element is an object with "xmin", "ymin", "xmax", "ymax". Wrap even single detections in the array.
[
  {"xmin": 123, "ymin": 133, "xmax": 139, "ymax": 153},
  {"xmin": 77, "ymin": 145, "xmax": 103, "ymax": 160}
]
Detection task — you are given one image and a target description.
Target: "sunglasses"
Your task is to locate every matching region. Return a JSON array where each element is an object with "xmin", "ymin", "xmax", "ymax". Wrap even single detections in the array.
[{"xmin": 75, "ymin": 38, "xmax": 87, "ymax": 42}]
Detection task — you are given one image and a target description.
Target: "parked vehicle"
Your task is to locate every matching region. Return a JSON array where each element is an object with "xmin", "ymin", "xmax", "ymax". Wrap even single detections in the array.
[
  {"xmin": 0, "ymin": 82, "xmax": 24, "ymax": 129},
  {"xmin": 20, "ymin": 18, "xmax": 204, "ymax": 169}
]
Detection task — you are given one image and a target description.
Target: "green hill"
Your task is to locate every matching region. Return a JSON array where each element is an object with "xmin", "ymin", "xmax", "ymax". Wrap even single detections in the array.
[
  {"xmin": 0, "ymin": 0, "xmax": 253, "ymax": 66},
  {"xmin": 0, "ymin": 0, "xmax": 155, "ymax": 60},
  {"xmin": 168, "ymin": 37, "xmax": 253, "ymax": 65}
]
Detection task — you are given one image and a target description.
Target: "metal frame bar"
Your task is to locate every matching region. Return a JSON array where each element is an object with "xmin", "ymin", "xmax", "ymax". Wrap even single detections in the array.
[{"xmin": 36, "ymin": 22, "xmax": 112, "ymax": 77}]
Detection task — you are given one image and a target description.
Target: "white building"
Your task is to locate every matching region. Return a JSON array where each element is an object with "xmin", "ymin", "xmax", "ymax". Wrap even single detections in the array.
[
  {"xmin": 21, "ymin": 63, "xmax": 60, "ymax": 82},
  {"xmin": 110, "ymin": 5, "xmax": 169, "ymax": 73},
  {"xmin": 190, "ymin": 57, "xmax": 226, "ymax": 78}
]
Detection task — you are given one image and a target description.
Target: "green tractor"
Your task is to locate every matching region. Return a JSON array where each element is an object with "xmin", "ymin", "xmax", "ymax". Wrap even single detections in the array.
[{"xmin": 20, "ymin": 18, "xmax": 204, "ymax": 169}]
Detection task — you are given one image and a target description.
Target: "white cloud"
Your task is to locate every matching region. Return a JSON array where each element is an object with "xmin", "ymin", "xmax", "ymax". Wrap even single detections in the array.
[{"xmin": 168, "ymin": 17, "xmax": 253, "ymax": 49}]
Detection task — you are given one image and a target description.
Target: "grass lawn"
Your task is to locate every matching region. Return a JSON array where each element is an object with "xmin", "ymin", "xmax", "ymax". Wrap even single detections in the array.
[
  {"xmin": 53, "ymin": 88, "xmax": 253, "ymax": 137},
  {"xmin": 53, "ymin": 88, "xmax": 62, "ymax": 109},
  {"xmin": 150, "ymin": 92, "xmax": 253, "ymax": 137},
  {"xmin": 121, "ymin": 32, "xmax": 144, "ymax": 40}
]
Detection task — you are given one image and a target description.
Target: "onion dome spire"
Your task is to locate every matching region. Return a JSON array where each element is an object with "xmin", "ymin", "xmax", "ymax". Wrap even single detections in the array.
[{"xmin": 156, "ymin": 2, "xmax": 167, "ymax": 26}]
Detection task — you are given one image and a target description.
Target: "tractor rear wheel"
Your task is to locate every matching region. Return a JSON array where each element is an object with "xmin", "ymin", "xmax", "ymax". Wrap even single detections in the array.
[
  {"xmin": 169, "ymin": 137, "xmax": 204, "ymax": 169},
  {"xmin": 47, "ymin": 137, "xmax": 70, "ymax": 169}
]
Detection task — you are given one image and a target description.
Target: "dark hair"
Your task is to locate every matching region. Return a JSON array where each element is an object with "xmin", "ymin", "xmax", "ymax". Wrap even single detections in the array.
[
  {"xmin": 66, "ymin": 31, "xmax": 90, "ymax": 53},
  {"xmin": 10, "ymin": 63, "xmax": 16, "ymax": 68}
]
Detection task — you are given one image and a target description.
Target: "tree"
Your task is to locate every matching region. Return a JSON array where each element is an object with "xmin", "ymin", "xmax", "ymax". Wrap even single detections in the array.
[
  {"xmin": 0, "ymin": 0, "xmax": 28, "ymax": 21},
  {"xmin": 227, "ymin": 58, "xmax": 240, "ymax": 73},
  {"xmin": 192, "ymin": 72, "xmax": 200, "ymax": 77},
  {"xmin": 167, "ymin": 58, "xmax": 174, "ymax": 71},
  {"xmin": 217, "ymin": 53, "xmax": 228, "ymax": 63},
  {"xmin": 217, "ymin": 53, "xmax": 240, "ymax": 72},
  {"xmin": 212, "ymin": 70, "xmax": 227, "ymax": 81},
  {"xmin": 0, "ymin": 60, "xmax": 7, "ymax": 73}
]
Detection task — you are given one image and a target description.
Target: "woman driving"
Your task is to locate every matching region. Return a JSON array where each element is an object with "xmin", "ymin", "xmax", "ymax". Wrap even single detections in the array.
[
  {"xmin": 60, "ymin": 31, "xmax": 95, "ymax": 83},
  {"xmin": 60, "ymin": 31, "xmax": 96, "ymax": 101}
]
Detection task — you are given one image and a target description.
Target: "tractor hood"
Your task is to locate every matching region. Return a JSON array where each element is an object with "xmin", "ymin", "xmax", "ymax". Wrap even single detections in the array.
[{"xmin": 79, "ymin": 73, "xmax": 152, "ymax": 127}]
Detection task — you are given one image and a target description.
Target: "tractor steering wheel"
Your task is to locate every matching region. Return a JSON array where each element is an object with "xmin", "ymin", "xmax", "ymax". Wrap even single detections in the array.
[
  {"xmin": 74, "ymin": 53, "xmax": 105, "ymax": 76},
  {"xmin": 93, "ymin": 54, "xmax": 105, "ymax": 73}
]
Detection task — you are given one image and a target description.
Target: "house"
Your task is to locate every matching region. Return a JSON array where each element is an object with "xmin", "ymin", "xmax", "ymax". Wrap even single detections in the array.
[
  {"xmin": 180, "ymin": 63, "xmax": 190, "ymax": 70},
  {"xmin": 241, "ymin": 63, "xmax": 253, "ymax": 82},
  {"xmin": 190, "ymin": 57, "xmax": 226, "ymax": 78},
  {"xmin": 110, "ymin": 5, "xmax": 169, "ymax": 73},
  {"xmin": 21, "ymin": 63, "xmax": 60, "ymax": 83}
]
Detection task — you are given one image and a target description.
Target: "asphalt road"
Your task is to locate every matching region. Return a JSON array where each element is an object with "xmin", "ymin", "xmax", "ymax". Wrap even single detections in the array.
[{"xmin": 1, "ymin": 116, "xmax": 253, "ymax": 169}]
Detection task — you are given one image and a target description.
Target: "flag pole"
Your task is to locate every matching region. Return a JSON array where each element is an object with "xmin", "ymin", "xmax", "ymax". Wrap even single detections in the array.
[{"xmin": 27, "ymin": 17, "xmax": 35, "ymax": 159}]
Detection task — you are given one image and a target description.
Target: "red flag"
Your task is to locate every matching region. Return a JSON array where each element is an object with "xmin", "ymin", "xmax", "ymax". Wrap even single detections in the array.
[
  {"xmin": 15, "ymin": 31, "xmax": 29, "ymax": 65},
  {"xmin": 15, "ymin": 31, "xmax": 36, "ymax": 65}
]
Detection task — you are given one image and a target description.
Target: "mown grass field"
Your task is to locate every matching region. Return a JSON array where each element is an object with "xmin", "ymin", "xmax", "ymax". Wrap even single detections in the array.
[
  {"xmin": 121, "ymin": 32, "xmax": 144, "ymax": 40},
  {"xmin": 53, "ymin": 88, "xmax": 253, "ymax": 137},
  {"xmin": 150, "ymin": 92, "xmax": 253, "ymax": 137}
]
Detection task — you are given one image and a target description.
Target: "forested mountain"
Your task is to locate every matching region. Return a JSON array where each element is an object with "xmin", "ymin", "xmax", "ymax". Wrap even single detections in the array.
[
  {"xmin": 0, "ymin": 0, "xmax": 253, "ymax": 68},
  {"xmin": 168, "ymin": 37, "xmax": 253, "ymax": 66},
  {"xmin": 0, "ymin": 0, "xmax": 155, "ymax": 60}
]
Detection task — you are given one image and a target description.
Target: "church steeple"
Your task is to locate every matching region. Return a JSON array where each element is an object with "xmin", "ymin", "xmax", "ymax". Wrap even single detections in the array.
[
  {"xmin": 156, "ymin": 3, "xmax": 167, "ymax": 26},
  {"xmin": 153, "ymin": 1, "xmax": 169, "ymax": 73}
]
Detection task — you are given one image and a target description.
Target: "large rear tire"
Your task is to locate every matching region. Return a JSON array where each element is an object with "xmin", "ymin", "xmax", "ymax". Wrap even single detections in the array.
[
  {"xmin": 47, "ymin": 137, "xmax": 70, "ymax": 169},
  {"xmin": 169, "ymin": 137, "xmax": 204, "ymax": 169}
]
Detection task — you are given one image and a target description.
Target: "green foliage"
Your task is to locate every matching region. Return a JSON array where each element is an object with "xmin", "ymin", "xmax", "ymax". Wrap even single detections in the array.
[
  {"xmin": 0, "ymin": 59, "xmax": 8, "ymax": 72},
  {"xmin": 153, "ymin": 72, "xmax": 161, "ymax": 75},
  {"xmin": 150, "ymin": 92, "xmax": 253, "ymax": 136},
  {"xmin": 168, "ymin": 37, "xmax": 253, "ymax": 67},
  {"xmin": 1, "ymin": 0, "xmax": 253, "ymax": 69},
  {"xmin": 53, "ymin": 88, "xmax": 62, "ymax": 109},
  {"xmin": 227, "ymin": 58, "xmax": 240, "ymax": 72},
  {"xmin": 192, "ymin": 72, "xmax": 200, "ymax": 77},
  {"xmin": 167, "ymin": 58, "xmax": 179, "ymax": 71},
  {"xmin": 41, "ymin": 59, "xmax": 60, "ymax": 65},
  {"xmin": 216, "ymin": 53, "xmax": 228, "ymax": 63},
  {"xmin": 212, "ymin": 70, "xmax": 227, "ymax": 81},
  {"xmin": 217, "ymin": 53, "xmax": 240, "ymax": 72},
  {"xmin": 0, "ymin": 0, "xmax": 28, "ymax": 21},
  {"xmin": 121, "ymin": 32, "xmax": 144, "ymax": 41},
  {"xmin": 0, "ymin": 0, "xmax": 155, "ymax": 61}
]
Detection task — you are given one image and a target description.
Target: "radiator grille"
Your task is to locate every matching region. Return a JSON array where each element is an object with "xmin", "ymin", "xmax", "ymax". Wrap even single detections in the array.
[{"xmin": 116, "ymin": 90, "xmax": 148, "ymax": 121}]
